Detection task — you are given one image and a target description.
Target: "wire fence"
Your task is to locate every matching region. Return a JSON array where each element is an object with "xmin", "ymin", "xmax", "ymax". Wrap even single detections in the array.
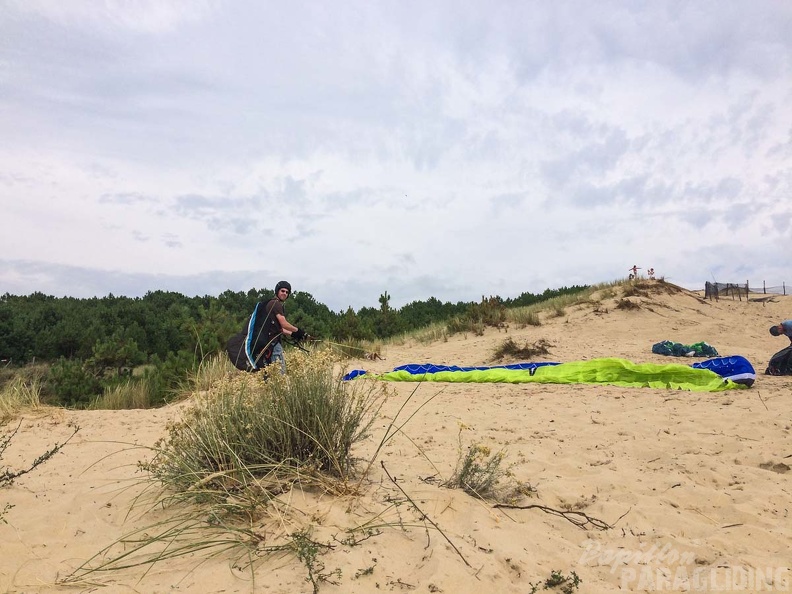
[{"xmin": 704, "ymin": 281, "xmax": 788, "ymax": 301}]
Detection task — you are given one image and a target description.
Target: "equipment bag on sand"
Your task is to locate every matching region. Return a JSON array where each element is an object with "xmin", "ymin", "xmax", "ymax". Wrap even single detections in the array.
[{"xmin": 765, "ymin": 345, "xmax": 792, "ymax": 376}]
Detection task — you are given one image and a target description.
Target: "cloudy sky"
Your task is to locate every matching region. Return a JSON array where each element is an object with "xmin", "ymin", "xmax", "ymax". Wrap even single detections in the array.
[{"xmin": 1, "ymin": 1, "xmax": 791, "ymax": 312}]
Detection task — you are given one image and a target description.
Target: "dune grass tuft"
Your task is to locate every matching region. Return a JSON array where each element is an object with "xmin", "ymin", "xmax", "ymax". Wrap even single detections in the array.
[
  {"xmin": 64, "ymin": 348, "xmax": 390, "ymax": 585},
  {"xmin": 0, "ymin": 376, "xmax": 42, "ymax": 422},
  {"xmin": 414, "ymin": 323, "xmax": 449, "ymax": 345},
  {"xmin": 146, "ymin": 349, "xmax": 387, "ymax": 497},
  {"xmin": 509, "ymin": 309, "xmax": 541, "ymax": 327},
  {"xmin": 187, "ymin": 352, "xmax": 236, "ymax": 393},
  {"xmin": 89, "ymin": 379, "xmax": 154, "ymax": 410}
]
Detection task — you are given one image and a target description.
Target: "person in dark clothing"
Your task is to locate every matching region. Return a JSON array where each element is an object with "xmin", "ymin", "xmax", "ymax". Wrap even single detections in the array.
[
  {"xmin": 769, "ymin": 320, "xmax": 792, "ymax": 345},
  {"xmin": 244, "ymin": 280, "xmax": 306, "ymax": 373}
]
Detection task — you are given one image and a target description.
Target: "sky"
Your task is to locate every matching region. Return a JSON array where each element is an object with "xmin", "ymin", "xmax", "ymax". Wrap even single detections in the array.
[{"xmin": 1, "ymin": 1, "xmax": 791, "ymax": 312}]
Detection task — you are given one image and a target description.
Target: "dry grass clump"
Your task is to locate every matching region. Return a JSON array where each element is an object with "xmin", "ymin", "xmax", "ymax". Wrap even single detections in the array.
[
  {"xmin": 615, "ymin": 298, "xmax": 641, "ymax": 311},
  {"xmin": 492, "ymin": 338, "xmax": 553, "ymax": 361},
  {"xmin": 443, "ymin": 444, "xmax": 508, "ymax": 499},
  {"xmin": 146, "ymin": 349, "xmax": 387, "ymax": 496},
  {"xmin": 442, "ymin": 441, "xmax": 533, "ymax": 504},
  {"xmin": 330, "ymin": 339, "xmax": 385, "ymax": 360},
  {"xmin": 621, "ymin": 284, "xmax": 647, "ymax": 298},
  {"xmin": 187, "ymin": 352, "xmax": 235, "ymax": 393},
  {"xmin": 505, "ymin": 284, "xmax": 614, "ymax": 328},
  {"xmin": 0, "ymin": 376, "xmax": 42, "ymax": 422},
  {"xmin": 549, "ymin": 305, "xmax": 566, "ymax": 318},
  {"xmin": 64, "ymin": 348, "xmax": 389, "ymax": 585},
  {"xmin": 625, "ymin": 278, "xmax": 685, "ymax": 297},
  {"xmin": 509, "ymin": 309, "xmax": 541, "ymax": 327},
  {"xmin": 330, "ymin": 339, "xmax": 368, "ymax": 359},
  {"xmin": 414, "ymin": 323, "xmax": 449, "ymax": 344},
  {"xmin": 594, "ymin": 287, "xmax": 617, "ymax": 300},
  {"xmin": 89, "ymin": 379, "xmax": 153, "ymax": 410}
]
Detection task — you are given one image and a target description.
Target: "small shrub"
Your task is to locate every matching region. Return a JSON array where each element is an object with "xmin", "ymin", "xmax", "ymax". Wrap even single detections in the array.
[
  {"xmin": 530, "ymin": 569, "xmax": 582, "ymax": 594},
  {"xmin": 446, "ymin": 316, "xmax": 467, "ymax": 334},
  {"xmin": 290, "ymin": 529, "xmax": 341, "ymax": 593},
  {"xmin": 492, "ymin": 338, "xmax": 552, "ymax": 361},
  {"xmin": 144, "ymin": 349, "xmax": 386, "ymax": 499},
  {"xmin": 615, "ymin": 298, "xmax": 641, "ymax": 311},
  {"xmin": 142, "ymin": 350, "xmax": 199, "ymax": 405},
  {"xmin": 472, "ymin": 296, "xmax": 507, "ymax": 327},
  {"xmin": 48, "ymin": 358, "xmax": 102, "ymax": 407},
  {"xmin": 447, "ymin": 296, "xmax": 506, "ymax": 336},
  {"xmin": 443, "ymin": 429, "xmax": 534, "ymax": 503},
  {"xmin": 443, "ymin": 443, "xmax": 507, "ymax": 499}
]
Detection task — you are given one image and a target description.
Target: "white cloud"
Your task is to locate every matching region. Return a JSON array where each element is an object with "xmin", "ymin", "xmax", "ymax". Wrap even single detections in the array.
[
  {"xmin": 1, "ymin": 1, "xmax": 791, "ymax": 311},
  {"xmin": 7, "ymin": 0, "xmax": 217, "ymax": 35}
]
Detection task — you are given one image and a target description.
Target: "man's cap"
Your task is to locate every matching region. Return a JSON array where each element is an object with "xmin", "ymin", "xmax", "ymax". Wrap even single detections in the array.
[
  {"xmin": 770, "ymin": 325, "xmax": 781, "ymax": 336},
  {"xmin": 275, "ymin": 280, "xmax": 292, "ymax": 294}
]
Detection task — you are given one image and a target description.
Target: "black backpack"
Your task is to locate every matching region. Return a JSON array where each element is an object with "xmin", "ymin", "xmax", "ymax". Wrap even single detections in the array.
[
  {"xmin": 226, "ymin": 330, "xmax": 251, "ymax": 371},
  {"xmin": 226, "ymin": 300, "xmax": 281, "ymax": 372},
  {"xmin": 765, "ymin": 345, "xmax": 792, "ymax": 375}
]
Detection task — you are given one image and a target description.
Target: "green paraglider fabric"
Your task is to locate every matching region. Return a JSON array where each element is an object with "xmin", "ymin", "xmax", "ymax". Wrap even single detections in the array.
[{"xmin": 371, "ymin": 358, "xmax": 746, "ymax": 392}]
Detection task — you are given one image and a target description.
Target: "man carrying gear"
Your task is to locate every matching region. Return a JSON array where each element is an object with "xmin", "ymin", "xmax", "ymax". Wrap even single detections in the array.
[{"xmin": 226, "ymin": 280, "xmax": 310, "ymax": 373}]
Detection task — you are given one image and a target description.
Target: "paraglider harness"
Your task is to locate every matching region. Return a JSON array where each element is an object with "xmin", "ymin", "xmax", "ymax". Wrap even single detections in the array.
[{"xmin": 766, "ymin": 345, "xmax": 792, "ymax": 376}]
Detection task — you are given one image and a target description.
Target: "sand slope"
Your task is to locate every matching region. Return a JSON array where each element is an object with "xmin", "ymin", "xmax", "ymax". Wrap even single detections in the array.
[{"xmin": 2, "ymin": 282, "xmax": 790, "ymax": 593}]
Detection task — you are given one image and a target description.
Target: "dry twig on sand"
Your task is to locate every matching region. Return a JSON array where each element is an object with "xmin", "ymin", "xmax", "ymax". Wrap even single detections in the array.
[
  {"xmin": 492, "ymin": 502, "xmax": 612, "ymax": 531},
  {"xmin": 381, "ymin": 461, "xmax": 471, "ymax": 567}
]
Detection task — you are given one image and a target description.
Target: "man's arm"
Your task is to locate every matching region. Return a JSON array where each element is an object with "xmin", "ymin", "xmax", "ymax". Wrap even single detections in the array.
[{"xmin": 276, "ymin": 313, "xmax": 299, "ymax": 335}]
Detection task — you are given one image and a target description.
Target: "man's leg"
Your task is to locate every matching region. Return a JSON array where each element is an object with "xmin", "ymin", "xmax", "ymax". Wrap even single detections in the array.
[{"xmin": 271, "ymin": 342, "xmax": 286, "ymax": 374}]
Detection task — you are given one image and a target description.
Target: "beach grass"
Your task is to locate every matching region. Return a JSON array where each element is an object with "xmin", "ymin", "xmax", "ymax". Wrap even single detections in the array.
[
  {"xmin": 88, "ymin": 378, "xmax": 154, "ymax": 410},
  {"xmin": 185, "ymin": 352, "xmax": 235, "ymax": 393},
  {"xmin": 0, "ymin": 376, "xmax": 42, "ymax": 422},
  {"xmin": 64, "ymin": 348, "xmax": 390, "ymax": 585}
]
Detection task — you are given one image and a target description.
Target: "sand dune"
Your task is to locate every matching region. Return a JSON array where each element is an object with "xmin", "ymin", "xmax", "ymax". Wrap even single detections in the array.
[{"xmin": 2, "ymin": 281, "xmax": 790, "ymax": 593}]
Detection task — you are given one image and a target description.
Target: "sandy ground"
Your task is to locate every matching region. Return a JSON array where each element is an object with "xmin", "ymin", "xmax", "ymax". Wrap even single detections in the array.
[{"xmin": 2, "ymin": 281, "xmax": 790, "ymax": 594}]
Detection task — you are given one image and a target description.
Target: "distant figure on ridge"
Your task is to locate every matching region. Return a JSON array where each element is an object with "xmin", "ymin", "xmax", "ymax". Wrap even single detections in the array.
[
  {"xmin": 647, "ymin": 268, "xmax": 655, "ymax": 280},
  {"xmin": 628, "ymin": 265, "xmax": 640, "ymax": 280}
]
